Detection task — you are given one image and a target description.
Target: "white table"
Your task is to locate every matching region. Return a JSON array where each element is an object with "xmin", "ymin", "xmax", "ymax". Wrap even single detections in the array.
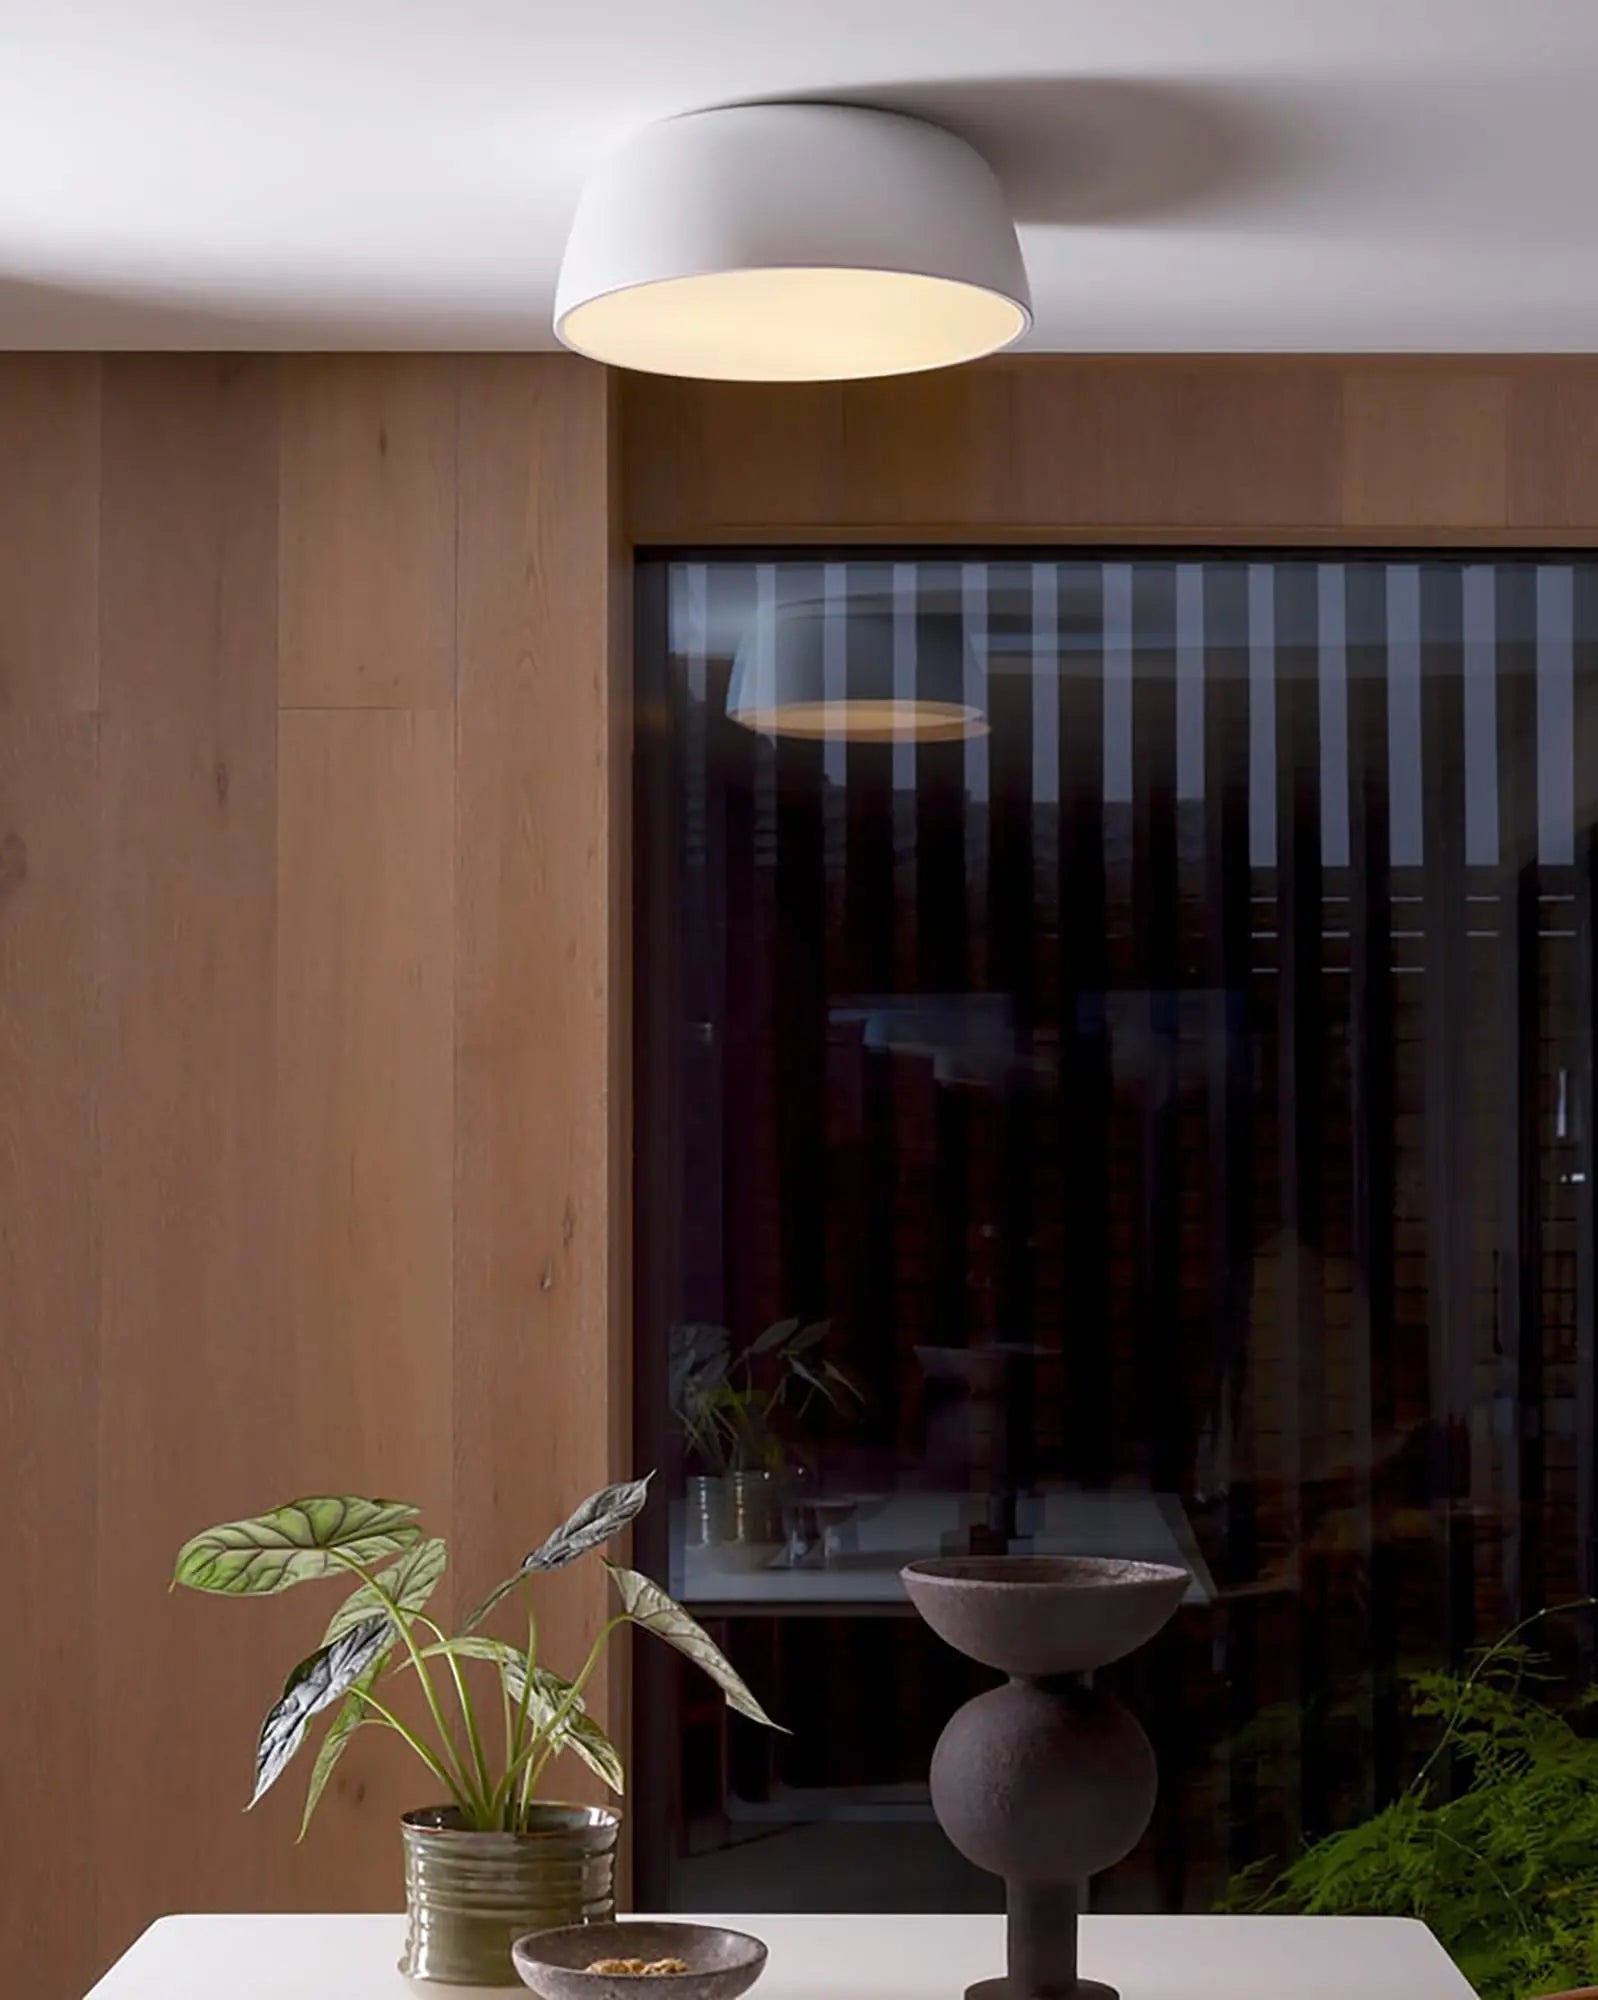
[{"xmin": 84, "ymin": 1911, "xmax": 1476, "ymax": 2000}]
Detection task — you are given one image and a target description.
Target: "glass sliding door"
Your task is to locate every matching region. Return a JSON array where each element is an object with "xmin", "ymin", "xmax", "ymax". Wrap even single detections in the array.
[{"xmin": 631, "ymin": 552, "xmax": 1598, "ymax": 1914}]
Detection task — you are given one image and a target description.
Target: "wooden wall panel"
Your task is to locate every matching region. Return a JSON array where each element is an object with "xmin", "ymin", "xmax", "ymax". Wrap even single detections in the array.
[
  {"xmin": 0, "ymin": 357, "xmax": 98, "ymax": 712},
  {"xmin": 276, "ymin": 707, "xmax": 456, "ymax": 1505},
  {"xmin": 0, "ymin": 714, "xmax": 98, "ymax": 2000},
  {"xmin": 0, "ymin": 354, "xmax": 622, "ymax": 1997},
  {"xmin": 278, "ymin": 356, "xmax": 458, "ymax": 708},
  {"xmin": 1012, "ymin": 359, "xmax": 1343, "ymax": 529},
  {"xmin": 94, "ymin": 356, "xmax": 290, "ymax": 1960},
  {"xmin": 1509, "ymin": 359, "xmax": 1598, "ymax": 528},
  {"xmin": 454, "ymin": 355, "xmax": 630, "ymax": 1753},
  {"xmin": 624, "ymin": 375, "xmax": 844, "ymax": 538},
  {"xmin": 838, "ymin": 367, "xmax": 1015, "ymax": 526},
  {"xmin": 623, "ymin": 355, "xmax": 1598, "ymax": 547},
  {"xmin": 1341, "ymin": 365, "xmax": 1509, "ymax": 530},
  {"xmin": 275, "ymin": 704, "xmax": 457, "ymax": 1889}
]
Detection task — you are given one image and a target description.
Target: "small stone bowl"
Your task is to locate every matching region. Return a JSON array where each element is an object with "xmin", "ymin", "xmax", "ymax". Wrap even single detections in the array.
[{"xmin": 512, "ymin": 1922, "xmax": 768, "ymax": 2000}]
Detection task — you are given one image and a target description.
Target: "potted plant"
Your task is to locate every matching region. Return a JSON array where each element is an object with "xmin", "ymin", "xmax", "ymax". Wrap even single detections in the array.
[
  {"xmin": 174, "ymin": 1475, "xmax": 779, "ymax": 1987},
  {"xmin": 1222, "ymin": 1607, "xmax": 1598, "ymax": 2000},
  {"xmin": 668, "ymin": 1318, "xmax": 860, "ymax": 1557}
]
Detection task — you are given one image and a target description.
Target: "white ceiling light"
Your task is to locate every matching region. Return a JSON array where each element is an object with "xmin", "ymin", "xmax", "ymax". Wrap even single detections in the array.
[
  {"xmin": 554, "ymin": 103, "xmax": 1031, "ymax": 382},
  {"xmin": 727, "ymin": 606, "xmax": 985, "ymax": 741}
]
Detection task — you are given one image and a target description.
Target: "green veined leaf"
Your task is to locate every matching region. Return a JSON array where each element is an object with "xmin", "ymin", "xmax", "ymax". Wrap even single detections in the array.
[
  {"xmin": 322, "ymin": 1536, "xmax": 447, "ymax": 1645},
  {"xmin": 545, "ymin": 1693, "xmax": 625, "ymax": 1793},
  {"xmin": 521, "ymin": 1476, "xmax": 654, "ymax": 1574},
  {"xmin": 402, "ymin": 1639, "xmax": 625, "ymax": 1794},
  {"xmin": 250, "ymin": 1615, "xmax": 389, "ymax": 1807},
  {"xmin": 174, "ymin": 1497, "xmax": 422, "ymax": 1596},
  {"xmin": 463, "ymin": 1476, "xmax": 654, "ymax": 1634},
  {"xmin": 297, "ymin": 1539, "xmax": 447, "ymax": 1831},
  {"xmin": 298, "ymin": 1659, "xmax": 382, "ymax": 1838},
  {"xmin": 605, "ymin": 1562, "xmax": 784, "ymax": 1731}
]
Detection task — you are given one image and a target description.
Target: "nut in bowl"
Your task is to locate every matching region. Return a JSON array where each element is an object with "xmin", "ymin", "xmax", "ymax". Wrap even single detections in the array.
[{"xmin": 512, "ymin": 1923, "xmax": 768, "ymax": 2000}]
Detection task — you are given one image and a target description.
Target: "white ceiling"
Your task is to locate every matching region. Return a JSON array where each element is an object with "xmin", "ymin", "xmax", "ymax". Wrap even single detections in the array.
[{"xmin": 5, "ymin": 0, "xmax": 1598, "ymax": 350}]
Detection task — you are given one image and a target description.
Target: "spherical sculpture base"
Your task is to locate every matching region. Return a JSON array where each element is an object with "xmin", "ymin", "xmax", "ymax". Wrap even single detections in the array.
[{"xmin": 901, "ymin": 1557, "xmax": 1187, "ymax": 2000}]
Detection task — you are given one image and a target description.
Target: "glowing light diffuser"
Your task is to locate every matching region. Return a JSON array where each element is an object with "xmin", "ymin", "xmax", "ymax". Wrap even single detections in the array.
[{"xmin": 555, "ymin": 105, "xmax": 1031, "ymax": 382}]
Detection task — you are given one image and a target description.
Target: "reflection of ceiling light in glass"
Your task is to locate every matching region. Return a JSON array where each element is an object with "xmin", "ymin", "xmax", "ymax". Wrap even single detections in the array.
[
  {"xmin": 554, "ymin": 104, "xmax": 1031, "ymax": 383},
  {"xmin": 727, "ymin": 607, "xmax": 986, "ymax": 742}
]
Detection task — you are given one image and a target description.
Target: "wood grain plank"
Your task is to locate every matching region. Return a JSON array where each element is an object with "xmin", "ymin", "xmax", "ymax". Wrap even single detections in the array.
[
  {"xmin": 455, "ymin": 355, "xmax": 629, "ymax": 1765},
  {"xmin": 279, "ymin": 357, "xmax": 457, "ymax": 707},
  {"xmin": 0, "ymin": 714, "xmax": 98, "ymax": 2000},
  {"xmin": 626, "ymin": 358, "xmax": 1345, "ymax": 538},
  {"xmin": 622, "ymin": 373, "xmax": 844, "ymax": 540},
  {"xmin": 1342, "ymin": 365, "xmax": 1509, "ymax": 528},
  {"xmin": 1009, "ymin": 358, "xmax": 1343, "ymax": 529},
  {"xmin": 275, "ymin": 704, "xmax": 455, "ymax": 1888},
  {"xmin": 1508, "ymin": 359, "xmax": 1598, "ymax": 527},
  {"xmin": 95, "ymin": 356, "xmax": 296, "ymax": 1970},
  {"xmin": 839, "ymin": 366, "xmax": 1016, "ymax": 525},
  {"xmin": 0, "ymin": 356, "xmax": 98, "ymax": 713}
]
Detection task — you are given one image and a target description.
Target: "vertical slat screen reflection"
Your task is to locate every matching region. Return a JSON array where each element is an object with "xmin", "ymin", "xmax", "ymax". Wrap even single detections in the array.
[
  {"xmin": 1061, "ymin": 563, "xmax": 1112, "ymax": 1487},
  {"xmin": 1420, "ymin": 564, "xmax": 1473, "ymax": 1671},
  {"xmin": 1344, "ymin": 563, "xmax": 1397, "ymax": 1796},
  {"xmin": 1497, "ymin": 564, "xmax": 1540, "ymax": 1627},
  {"xmin": 637, "ymin": 550, "xmax": 1598, "ymax": 1919}
]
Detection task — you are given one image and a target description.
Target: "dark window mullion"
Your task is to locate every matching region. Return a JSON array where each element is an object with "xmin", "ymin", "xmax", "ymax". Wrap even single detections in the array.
[
  {"xmin": 1346, "ymin": 561, "xmax": 1396, "ymax": 1805},
  {"xmin": 1420, "ymin": 563, "xmax": 1474, "ymax": 1669},
  {"xmin": 1496, "ymin": 563, "xmax": 1542, "ymax": 1624},
  {"xmin": 1275, "ymin": 562, "xmax": 1325, "ymax": 1833}
]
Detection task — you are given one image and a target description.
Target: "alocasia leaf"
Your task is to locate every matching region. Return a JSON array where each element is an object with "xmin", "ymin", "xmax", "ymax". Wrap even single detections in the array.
[
  {"xmin": 293, "ymin": 1539, "xmax": 449, "ymax": 1832},
  {"xmin": 298, "ymin": 1660, "xmax": 382, "ymax": 1838},
  {"xmin": 540, "ymin": 1688, "xmax": 626, "ymax": 1793},
  {"xmin": 748, "ymin": 1316, "xmax": 801, "ymax": 1355},
  {"xmin": 605, "ymin": 1562, "xmax": 783, "ymax": 1730},
  {"xmin": 174, "ymin": 1497, "xmax": 421, "ymax": 1596},
  {"xmin": 521, "ymin": 1475, "xmax": 653, "ymax": 1574},
  {"xmin": 668, "ymin": 1323, "xmax": 730, "ymax": 1406},
  {"xmin": 250, "ymin": 1615, "xmax": 389, "ymax": 1807},
  {"xmin": 321, "ymin": 1536, "xmax": 447, "ymax": 1645},
  {"xmin": 463, "ymin": 1476, "xmax": 653, "ymax": 1633}
]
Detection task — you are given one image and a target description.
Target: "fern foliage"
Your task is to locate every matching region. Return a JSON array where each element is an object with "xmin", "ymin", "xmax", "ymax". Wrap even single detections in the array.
[{"xmin": 1223, "ymin": 1620, "xmax": 1598, "ymax": 2000}]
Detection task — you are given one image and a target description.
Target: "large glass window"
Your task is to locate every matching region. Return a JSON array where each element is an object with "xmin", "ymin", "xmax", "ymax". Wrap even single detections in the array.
[{"xmin": 631, "ymin": 554, "xmax": 1598, "ymax": 1914}]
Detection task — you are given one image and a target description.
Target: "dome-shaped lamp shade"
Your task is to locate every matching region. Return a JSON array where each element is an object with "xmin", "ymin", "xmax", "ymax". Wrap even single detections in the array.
[
  {"xmin": 555, "ymin": 104, "xmax": 1031, "ymax": 382},
  {"xmin": 727, "ymin": 606, "xmax": 985, "ymax": 742}
]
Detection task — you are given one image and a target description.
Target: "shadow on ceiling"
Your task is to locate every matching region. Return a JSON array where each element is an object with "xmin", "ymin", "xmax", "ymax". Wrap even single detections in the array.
[
  {"xmin": 748, "ymin": 75, "xmax": 1318, "ymax": 225},
  {"xmin": 0, "ymin": 271, "xmax": 552, "ymax": 350}
]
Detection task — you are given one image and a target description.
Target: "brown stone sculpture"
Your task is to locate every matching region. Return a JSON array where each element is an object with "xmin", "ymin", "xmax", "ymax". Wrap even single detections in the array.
[{"xmin": 901, "ymin": 1556, "xmax": 1187, "ymax": 2000}]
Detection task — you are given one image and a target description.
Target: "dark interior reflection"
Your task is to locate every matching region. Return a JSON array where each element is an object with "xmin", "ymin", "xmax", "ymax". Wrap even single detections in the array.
[{"xmin": 631, "ymin": 554, "xmax": 1598, "ymax": 1914}]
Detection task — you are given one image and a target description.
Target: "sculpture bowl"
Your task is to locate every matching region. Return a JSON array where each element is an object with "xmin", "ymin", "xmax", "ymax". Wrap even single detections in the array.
[{"xmin": 901, "ymin": 1555, "xmax": 1187, "ymax": 1677}]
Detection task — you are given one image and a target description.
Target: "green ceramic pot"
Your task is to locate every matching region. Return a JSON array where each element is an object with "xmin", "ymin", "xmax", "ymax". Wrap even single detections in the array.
[{"xmin": 399, "ymin": 1802, "xmax": 620, "ymax": 1987}]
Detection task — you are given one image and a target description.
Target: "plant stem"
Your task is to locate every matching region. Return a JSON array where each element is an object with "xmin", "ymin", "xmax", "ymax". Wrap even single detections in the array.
[
  {"xmin": 487, "ymin": 1594, "xmax": 543, "ymax": 1829},
  {"xmin": 415, "ymin": 1615, "xmax": 494, "ymax": 1810},
  {"xmin": 329, "ymin": 1551, "xmax": 477, "ymax": 1809},
  {"xmin": 352, "ymin": 1687, "xmax": 472, "ymax": 1812},
  {"xmin": 1413, "ymin": 1597, "xmax": 1598, "ymax": 1797},
  {"xmin": 523, "ymin": 1614, "xmax": 628, "ymax": 1799}
]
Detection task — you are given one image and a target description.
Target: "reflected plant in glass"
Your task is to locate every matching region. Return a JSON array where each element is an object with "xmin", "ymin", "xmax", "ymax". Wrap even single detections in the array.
[{"xmin": 668, "ymin": 1317, "xmax": 860, "ymax": 1477}]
